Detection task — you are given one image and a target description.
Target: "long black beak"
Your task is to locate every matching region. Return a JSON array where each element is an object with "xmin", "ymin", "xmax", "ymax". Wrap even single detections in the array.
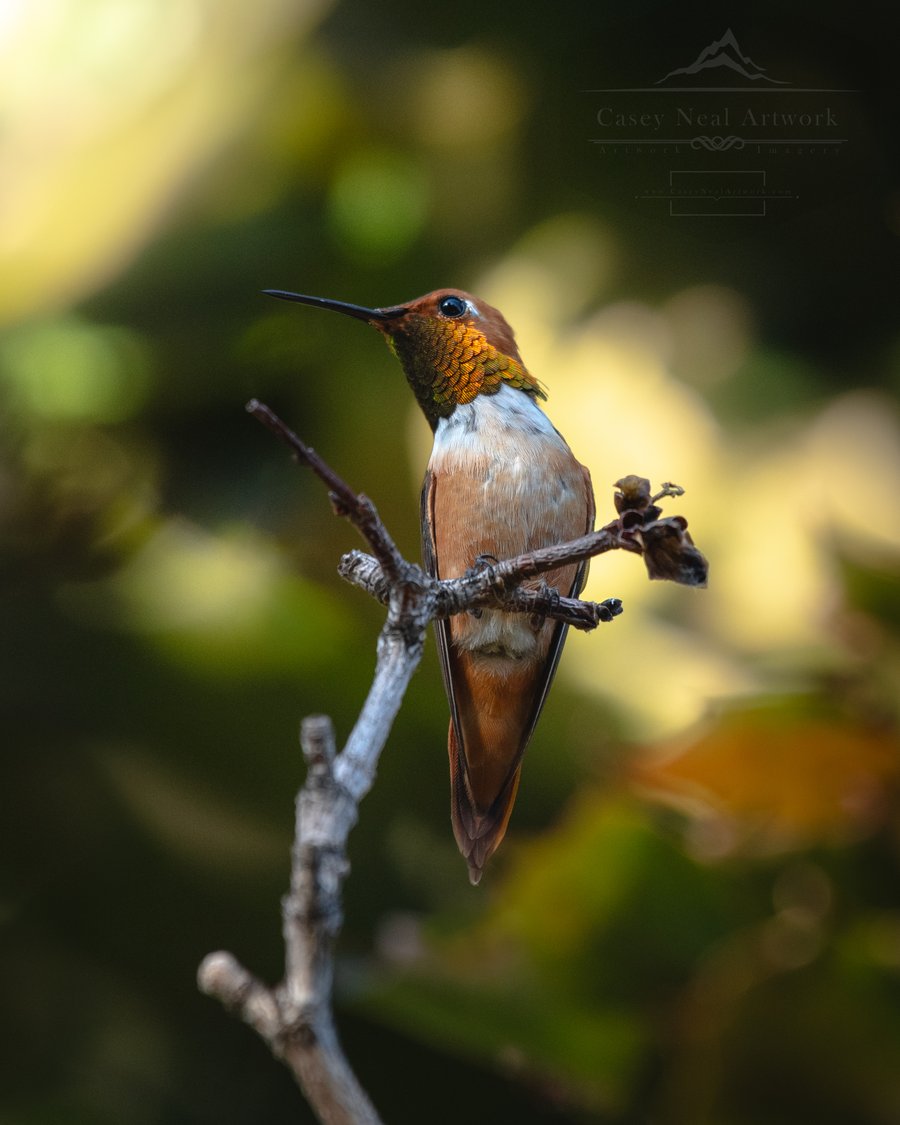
[{"xmin": 263, "ymin": 290, "xmax": 407, "ymax": 323}]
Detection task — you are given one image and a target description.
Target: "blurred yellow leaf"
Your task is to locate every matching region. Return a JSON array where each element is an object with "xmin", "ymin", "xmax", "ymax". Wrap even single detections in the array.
[{"xmin": 634, "ymin": 708, "xmax": 899, "ymax": 848}]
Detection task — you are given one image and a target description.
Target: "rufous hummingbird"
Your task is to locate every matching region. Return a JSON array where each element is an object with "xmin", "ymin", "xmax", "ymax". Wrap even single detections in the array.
[{"xmin": 266, "ymin": 287, "xmax": 595, "ymax": 883}]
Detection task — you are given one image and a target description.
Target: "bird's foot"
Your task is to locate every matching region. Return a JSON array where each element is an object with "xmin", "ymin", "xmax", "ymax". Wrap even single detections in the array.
[{"xmin": 464, "ymin": 554, "xmax": 500, "ymax": 617}]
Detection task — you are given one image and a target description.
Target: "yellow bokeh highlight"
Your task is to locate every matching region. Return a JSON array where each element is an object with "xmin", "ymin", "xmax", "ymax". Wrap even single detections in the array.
[
  {"xmin": 401, "ymin": 46, "xmax": 528, "ymax": 149},
  {"xmin": 707, "ymin": 443, "xmax": 841, "ymax": 653},
  {"xmin": 663, "ymin": 284, "xmax": 754, "ymax": 389},
  {"xmin": 805, "ymin": 391, "xmax": 900, "ymax": 560},
  {"xmin": 58, "ymin": 516, "xmax": 353, "ymax": 675},
  {"xmin": 0, "ymin": 0, "xmax": 331, "ymax": 323},
  {"xmin": 106, "ymin": 518, "xmax": 283, "ymax": 632}
]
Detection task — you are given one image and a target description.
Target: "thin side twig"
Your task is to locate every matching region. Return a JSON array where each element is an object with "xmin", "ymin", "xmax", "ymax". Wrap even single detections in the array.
[{"xmin": 247, "ymin": 398, "xmax": 409, "ymax": 585}]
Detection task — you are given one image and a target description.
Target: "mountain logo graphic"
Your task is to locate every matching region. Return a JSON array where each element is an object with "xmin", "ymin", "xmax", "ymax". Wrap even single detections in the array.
[{"xmin": 657, "ymin": 29, "xmax": 789, "ymax": 86}]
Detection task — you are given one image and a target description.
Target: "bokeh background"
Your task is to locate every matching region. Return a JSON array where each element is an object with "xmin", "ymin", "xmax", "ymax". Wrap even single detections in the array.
[{"xmin": 3, "ymin": 1, "xmax": 900, "ymax": 1122}]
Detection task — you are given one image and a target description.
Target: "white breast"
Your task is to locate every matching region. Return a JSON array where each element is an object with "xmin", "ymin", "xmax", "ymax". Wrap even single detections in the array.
[
  {"xmin": 430, "ymin": 382, "xmax": 568, "ymax": 464},
  {"xmin": 428, "ymin": 384, "xmax": 587, "ymax": 663}
]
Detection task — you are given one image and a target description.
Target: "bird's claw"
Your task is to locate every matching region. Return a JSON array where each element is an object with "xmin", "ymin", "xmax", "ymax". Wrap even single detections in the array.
[{"xmin": 597, "ymin": 596, "xmax": 624, "ymax": 623}]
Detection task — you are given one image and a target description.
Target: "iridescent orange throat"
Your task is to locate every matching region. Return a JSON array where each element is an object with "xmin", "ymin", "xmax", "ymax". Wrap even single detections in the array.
[{"xmin": 386, "ymin": 317, "xmax": 545, "ymax": 428}]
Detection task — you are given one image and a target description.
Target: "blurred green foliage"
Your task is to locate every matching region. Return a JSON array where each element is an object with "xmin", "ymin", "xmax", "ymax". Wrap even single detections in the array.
[{"xmin": 2, "ymin": 1, "xmax": 899, "ymax": 1123}]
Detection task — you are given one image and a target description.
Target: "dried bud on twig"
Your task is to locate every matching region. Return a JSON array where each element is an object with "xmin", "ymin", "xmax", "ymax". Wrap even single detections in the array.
[{"xmin": 613, "ymin": 475, "xmax": 708, "ymax": 587}]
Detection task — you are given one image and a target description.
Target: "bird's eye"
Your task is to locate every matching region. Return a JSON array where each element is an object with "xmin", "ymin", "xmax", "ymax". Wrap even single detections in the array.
[{"xmin": 438, "ymin": 295, "xmax": 467, "ymax": 318}]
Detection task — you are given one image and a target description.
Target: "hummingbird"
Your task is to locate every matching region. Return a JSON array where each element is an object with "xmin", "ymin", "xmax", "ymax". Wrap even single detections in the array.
[{"xmin": 266, "ymin": 287, "xmax": 595, "ymax": 883}]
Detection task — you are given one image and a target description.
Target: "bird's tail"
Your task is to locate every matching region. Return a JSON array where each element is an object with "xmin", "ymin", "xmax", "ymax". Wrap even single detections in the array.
[{"xmin": 448, "ymin": 722, "xmax": 522, "ymax": 885}]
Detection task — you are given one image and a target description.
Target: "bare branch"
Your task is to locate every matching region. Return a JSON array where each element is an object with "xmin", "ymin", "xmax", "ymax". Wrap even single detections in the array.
[
  {"xmin": 339, "ymin": 548, "xmax": 624, "ymax": 631},
  {"xmin": 201, "ymin": 402, "xmax": 708, "ymax": 1124}
]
